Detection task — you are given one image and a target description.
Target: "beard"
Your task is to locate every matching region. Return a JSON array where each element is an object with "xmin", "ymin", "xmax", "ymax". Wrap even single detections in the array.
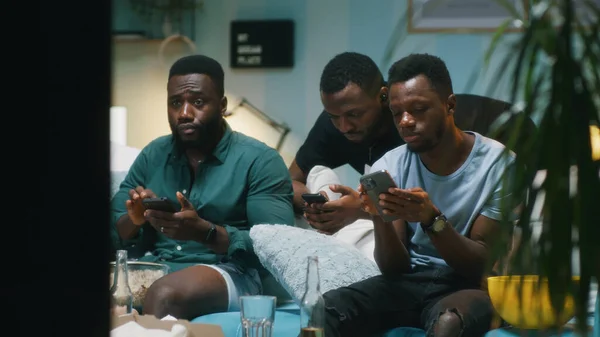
[
  {"xmin": 406, "ymin": 117, "xmax": 446, "ymax": 153},
  {"xmin": 170, "ymin": 114, "xmax": 223, "ymax": 151}
]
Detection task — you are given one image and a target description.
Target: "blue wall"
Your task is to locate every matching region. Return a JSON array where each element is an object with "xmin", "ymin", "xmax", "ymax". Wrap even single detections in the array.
[{"xmin": 113, "ymin": 0, "xmax": 519, "ymax": 185}]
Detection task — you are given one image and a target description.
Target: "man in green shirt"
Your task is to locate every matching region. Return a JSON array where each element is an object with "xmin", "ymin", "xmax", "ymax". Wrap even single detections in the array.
[{"xmin": 110, "ymin": 54, "xmax": 294, "ymax": 320}]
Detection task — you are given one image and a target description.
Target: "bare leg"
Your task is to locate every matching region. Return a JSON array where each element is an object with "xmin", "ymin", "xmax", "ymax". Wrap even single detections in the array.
[{"xmin": 143, "ymin": 265, "xmax": 228, "ymax": 320}]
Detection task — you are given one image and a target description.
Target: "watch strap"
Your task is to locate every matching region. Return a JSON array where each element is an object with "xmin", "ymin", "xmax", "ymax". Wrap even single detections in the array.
[
  {"xmin": 422, "ymin": 213, "xmax": 446, "ymax": 232},
  {"xmin": 205, "ymin": 222, "xmax": 217, "ymax": 243}
]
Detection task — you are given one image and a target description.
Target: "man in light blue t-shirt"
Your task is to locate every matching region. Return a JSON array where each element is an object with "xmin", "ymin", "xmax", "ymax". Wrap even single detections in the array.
[{"xmin": 322, "ymin": 53, "xmax": 518, "ymax": 337}]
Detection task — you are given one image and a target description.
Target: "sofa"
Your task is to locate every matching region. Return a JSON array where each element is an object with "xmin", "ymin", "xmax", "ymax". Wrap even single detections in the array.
[
  {"xmin": 109, "ymin": 94, "xmax": 597, "ymax": 336},
  {"xmin": 110, "ymin": 167, "xmax": 597, "ymax": 337}
]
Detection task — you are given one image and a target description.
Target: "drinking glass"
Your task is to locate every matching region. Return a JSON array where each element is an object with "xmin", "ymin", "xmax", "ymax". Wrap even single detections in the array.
[{"xmin": 240, "ymin": 295, "xmax": 277, "ymax": 337}]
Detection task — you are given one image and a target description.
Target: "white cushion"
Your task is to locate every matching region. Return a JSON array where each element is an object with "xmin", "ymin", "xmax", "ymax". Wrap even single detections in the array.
[
  {"xmin": 110, "ymin": 141, "xmax": 141, "ymax": 171},
  {"xmin": 250, "ymin": 224, "xmax": 381, "ymax": 302}
]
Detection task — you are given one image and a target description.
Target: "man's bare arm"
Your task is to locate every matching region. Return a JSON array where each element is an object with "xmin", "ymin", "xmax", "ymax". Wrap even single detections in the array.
[
  {"xmin": 116, "ymin": 214, "xmax": 143, "ymax": 240},
  {"xmin": 373, "ymin": 217, "xmax": 411, "ymax": 276},
  {"xmin": 427, "ymin": 214, "xmax": 502, "ymax": 281}
]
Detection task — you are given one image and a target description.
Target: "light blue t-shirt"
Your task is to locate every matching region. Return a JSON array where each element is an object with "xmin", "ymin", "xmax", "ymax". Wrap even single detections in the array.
[{"xmin": 370, "ymin": 132, "xmax": 516, "ymax": 267}]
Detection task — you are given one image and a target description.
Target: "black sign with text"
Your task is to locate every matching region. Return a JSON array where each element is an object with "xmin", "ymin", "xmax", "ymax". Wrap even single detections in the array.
[{"xmin": 230, "ymin": 20, "xmax": 294, "ymax": 68}]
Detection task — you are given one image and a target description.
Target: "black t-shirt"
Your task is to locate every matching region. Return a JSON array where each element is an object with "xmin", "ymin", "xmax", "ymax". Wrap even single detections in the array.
[{"xmin": 295, "ymin": 110, "xmax": 405, "ymax": 175}]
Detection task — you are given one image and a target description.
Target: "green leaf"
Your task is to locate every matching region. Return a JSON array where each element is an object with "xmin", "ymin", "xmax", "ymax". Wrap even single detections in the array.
[{"xmin": 484, "ymin": 18, "xmax": 516, "ymax": 66}]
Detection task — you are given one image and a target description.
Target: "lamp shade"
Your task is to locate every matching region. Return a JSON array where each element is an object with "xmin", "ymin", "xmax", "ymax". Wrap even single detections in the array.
[{"xmin": 224, "ymin": 94, "xmax": 290, "ymax": 152}]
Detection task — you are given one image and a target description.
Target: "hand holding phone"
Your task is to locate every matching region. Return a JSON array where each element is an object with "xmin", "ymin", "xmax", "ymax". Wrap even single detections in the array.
[
  {"xmin": 142, "ymin": 192, "xmax": 216, "ymax": 241},
  {"xmin": 360, "ymin": 172, "xmax": 438, "ymax": 223},
  {"xmin": 301, "ymin": 193, "xmax": 329, "ymax": 205},
  {"xmin": 359, "ymin": 170, "xmax": 399, "ymax": 222},
  {"xmin": 142, "ymin": 197, "xmax": 178, "ymax": 213},
  {"xmin": 127, "ymin": 187, "xmax": 158, "ymax": 225}
]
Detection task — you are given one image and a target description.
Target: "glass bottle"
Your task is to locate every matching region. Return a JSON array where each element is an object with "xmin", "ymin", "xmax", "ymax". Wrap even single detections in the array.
[
  {"xmin": 110, "ymin": 249, "xmax": 133, "ymax": 315},
  {"xmin": 300, "ymin": 256, "xmax": 325, "ymax": 337}
]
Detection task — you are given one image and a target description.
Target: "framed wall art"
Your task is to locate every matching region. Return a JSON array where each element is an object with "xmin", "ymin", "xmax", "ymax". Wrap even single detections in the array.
[{"xmin": 408, "ymin": 0, "xmax": 529, "ymax": 33}]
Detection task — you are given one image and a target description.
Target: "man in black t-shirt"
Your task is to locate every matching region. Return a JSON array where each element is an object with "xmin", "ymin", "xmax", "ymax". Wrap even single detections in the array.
[{"xmin": 289, "ymin": 52, "xmax": 405, "ymax": 235}]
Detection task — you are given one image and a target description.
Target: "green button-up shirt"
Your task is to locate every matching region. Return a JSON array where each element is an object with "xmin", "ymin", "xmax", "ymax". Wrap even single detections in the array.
[{"xmin": 110, "ymin": 122, "xmax": 294, "ymax": 272}]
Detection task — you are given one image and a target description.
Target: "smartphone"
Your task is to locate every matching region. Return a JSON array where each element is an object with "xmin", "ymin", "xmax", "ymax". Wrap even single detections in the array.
[
  {"xmin": 142, "ymin": 197, "xmax": 178, "ymax": 213},
  {"xmin": 301, "ymin": 193, "xmax": 329, "ymax": 205},
  {"xmin": 359, "ymin": 169, "xmax": 399, "ymax": 222}
]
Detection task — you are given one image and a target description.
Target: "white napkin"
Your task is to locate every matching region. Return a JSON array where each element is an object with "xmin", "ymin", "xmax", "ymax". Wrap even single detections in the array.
[{"xmin": 111, "ymin": 315, "xmax": 188, "ymax": 337}]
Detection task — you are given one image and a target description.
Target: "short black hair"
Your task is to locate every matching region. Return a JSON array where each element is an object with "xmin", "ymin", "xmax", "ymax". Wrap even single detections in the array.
[
  {"xmin": 387, "ymin": 53, "xmax": 453, "ymax": 99},
  {"xmin": 168, "ymin": 54, "xmax": 225, "ymax": 97},
  {"xmin": 319, "ymin": 52, "xmax": 384, "ymax": 97}
]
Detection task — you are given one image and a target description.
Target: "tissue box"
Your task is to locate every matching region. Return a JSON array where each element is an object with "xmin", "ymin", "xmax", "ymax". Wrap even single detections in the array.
[{"xmin": 112, "ymin": 312, "xmax": 225, "ymax": 337}]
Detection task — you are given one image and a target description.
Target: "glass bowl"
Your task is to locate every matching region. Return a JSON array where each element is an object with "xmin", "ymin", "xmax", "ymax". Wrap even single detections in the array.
[{"xmin": 109, "ymin": 261, "xmax": 170, "ymax": 308}]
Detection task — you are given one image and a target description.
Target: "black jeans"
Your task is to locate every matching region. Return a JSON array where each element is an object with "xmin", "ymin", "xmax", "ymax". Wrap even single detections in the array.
[{"xmin": 323, "ymin": 266, "xmax": 493, "ymax": 337}]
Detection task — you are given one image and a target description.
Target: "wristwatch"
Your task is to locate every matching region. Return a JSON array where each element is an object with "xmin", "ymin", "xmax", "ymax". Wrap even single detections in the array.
[
  {"xmin": 422, "ymin": 213, "xmax": 447, "ymax": 233},
  {"xmin": 205, "ymin": 222, "xmax": 217, "ymax": 243}
]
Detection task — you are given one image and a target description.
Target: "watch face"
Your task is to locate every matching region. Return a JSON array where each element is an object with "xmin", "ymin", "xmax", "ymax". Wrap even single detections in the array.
[{"xmin": 432, "ymin": 219, "xmax": 446, "ymax": 232}]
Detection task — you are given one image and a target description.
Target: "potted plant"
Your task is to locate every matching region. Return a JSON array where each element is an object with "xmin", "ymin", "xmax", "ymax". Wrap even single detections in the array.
[
  {"xmin": 128, "ymin": 0, "xmax": 203, "ymax": 37},
  {"xmin": 383, "ymin": 0, "xmax": 599, "ymax": 334},
  {"xmin": 484, "ymin": 0, "xmax": 599, "ymax": 334}
]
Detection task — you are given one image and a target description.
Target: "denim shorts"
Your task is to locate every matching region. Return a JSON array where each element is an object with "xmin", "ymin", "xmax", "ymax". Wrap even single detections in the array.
[{"xmin": 199, "ymin": 262, "xmax": 262, "ymax": 311}]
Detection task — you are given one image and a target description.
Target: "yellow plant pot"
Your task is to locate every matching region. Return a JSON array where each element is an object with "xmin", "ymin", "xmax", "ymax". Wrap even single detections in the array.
[
  {"xmin": 591, "ymin": 125, "xmax": 600, "ymax": 161},
  {"xmin": 487, "ymin": 275, "xmax": 579, "ymax": 330}
]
